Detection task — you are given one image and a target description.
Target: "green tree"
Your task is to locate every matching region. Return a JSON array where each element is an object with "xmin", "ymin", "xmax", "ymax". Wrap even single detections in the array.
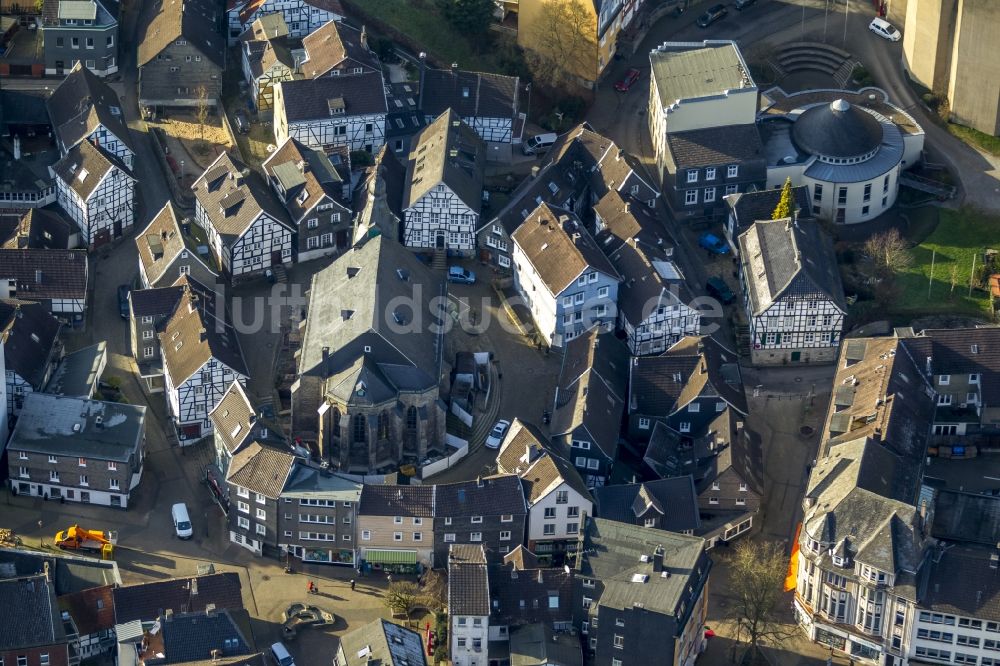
[
  {"xmin": 771, "ymin": 177, "xmax": 794, "ymax": 220},
  {"xmin": 437, "ymin": 0, "xmax": 496, "ymax": 36}
]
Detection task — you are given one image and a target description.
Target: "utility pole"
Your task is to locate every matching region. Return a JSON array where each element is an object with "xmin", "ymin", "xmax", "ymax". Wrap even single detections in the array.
[
  {"xmin": 823, "ymin": 0, "xmax": 830, "ymax": 42},
  {"xmin": 843, "ymin": 0, "xmax": 850, "ymax": 45},
  {"xmin": 969, "ymin": 253, "xmax": 978, "ymax": 298},
  {"xmin": 928, "ymin": 248, "xmax": 936, "ymax": 299}
]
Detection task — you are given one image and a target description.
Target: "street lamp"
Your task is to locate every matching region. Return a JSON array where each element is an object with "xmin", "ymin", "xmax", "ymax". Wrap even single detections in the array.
[
  {"xmin": 37, "ymin": 520, "xmax": 43, "ymax": 548},
  {"xmin": 180, "ymin": 159, "xmax": 185, "ymax": 181}
]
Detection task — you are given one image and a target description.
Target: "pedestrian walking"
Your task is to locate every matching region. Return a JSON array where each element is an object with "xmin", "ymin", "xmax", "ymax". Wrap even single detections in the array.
[
  {"xmin": 387, "ymin": 574, "xmax": 393, "ymax": 584},
  {"xmin": 307, "ymin": 581, "xmax": 316, "ymax": 594},
  {"xmin": 350, "ymin": 579, "xmax": 356, "ymax": 591}
]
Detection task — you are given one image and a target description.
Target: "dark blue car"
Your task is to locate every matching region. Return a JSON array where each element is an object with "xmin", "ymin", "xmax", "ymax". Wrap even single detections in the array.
[{"xmin": 698, "ymin": 233, "xmax": 731, "ymax": 255}]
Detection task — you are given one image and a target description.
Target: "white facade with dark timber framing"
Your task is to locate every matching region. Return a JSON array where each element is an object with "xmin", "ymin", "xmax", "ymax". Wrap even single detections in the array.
[
  {"xmin": 273, "ymin": 73, "xmax": 387, "ymax": 154},
  {"xmin": 738, "ymin": 217, "xmax": 846, "ymax": 366},
  {"xmin": 401, "ymin": 110, "xmax": 485, "ymax": 253},
  {"xmin": 226, "ymin": 0, "xmax": 344, "ymax": 45},
  {"xmin": 52, "ymin": 140, "xmax": 135, "ymax": 249},
  {"xmin": 418, "ymin": 67, "xmax": 522, "ymax": 148}
]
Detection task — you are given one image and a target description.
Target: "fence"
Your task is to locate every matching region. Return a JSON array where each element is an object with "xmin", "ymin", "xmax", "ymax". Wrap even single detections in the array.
[{"xmin": 419, "ymin": 437, "xmax": 470, "ymax": 478}]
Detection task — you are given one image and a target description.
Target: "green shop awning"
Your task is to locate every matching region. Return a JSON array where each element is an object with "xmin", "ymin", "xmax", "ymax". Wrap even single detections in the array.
[{"xmin": 364, "ymin": 549, "xmax": 418, "ymax": 565}]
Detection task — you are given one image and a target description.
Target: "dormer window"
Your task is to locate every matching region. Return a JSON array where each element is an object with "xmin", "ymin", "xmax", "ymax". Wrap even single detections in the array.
[{"xmin": 328, "ymin": 97, "xmax": 346, "ymax": 116}]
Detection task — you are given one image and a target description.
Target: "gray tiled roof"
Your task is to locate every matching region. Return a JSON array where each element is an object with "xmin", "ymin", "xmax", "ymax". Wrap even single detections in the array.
[
  {"xmin": 488, "ymin": 564, "xmax": 574, "ymax": 626},
  {"xmin": 137, "ymin": 0, "xmax": 225, "ymax": 67},
  {"xmin": 280, "ymin": 464, "xmax": 361, "ymax": 501},
  {"xmin": 47, "ymin": 62, "xmax": 133, "ymax": 157},
  {"xmin": 337, "ymin": 619, "xmax": 427, "ymax": 666},
  {"xmin": 665, "ymin": 124, "xmax": 763, "ymax": 170},
  {"xmin": 0, "ymin": 299, "xmax": 60, "ymax": 388},
  {"xmin": 299, "ymin": 21, "xmax": 378, "ymax": 78},
  {"xmin": 419, "ymin": 68, "xmax": 519, "ymax": 121},
  {"xmin": 509, "ymin": 623, "xmax": 582, "ymax": 666},
  {"xmin": 225, "ymin": 441, "xmax": 298, "ymax": 499},
  {"xmin": 129, "ymin": 285, "xmax": 185, "ymax": 318},
  {"xmin": 931, "ymin": 489, "xmax": 1000, "ymax": 546},
  {"xmin": 159, "ymin": 288, "xmax": 248, "ymax": 384},
  {"xmin": 277, "ymin": 72, "xmax": 387, "ymax": 122},
  {"xmin": 593, "ymin": 477, "xmax": 700, "ymax": 533},
  {"xmin": 191, "ymin": 152, "xmax": 291, "ymax": 242},
  {"xmin": 209, "ymin": 381, "xmax": 283, "ymax": 455},
  {"xmin": 403, "ymin": 109, "xmax": 484, "ymax": 212},
  {"xmin": 902, "ymin": 327, "xmax": 1000, "ymax": 403},
  {"xmin": 0, "ymin": 249, "xmax": 87, "ymax": 301},
  {"xmin": 0, "ymin": 574, "xmax": 64, "ymax": 650},
  {"xmin": 920, "ymin": 544, "xmax": 1000, "ymax": 622},
  {"xmin": 723, "ymin": 185, "xmax": 812, "ymax": 234},
  {"xmin": 160, "ymin": 608, "xmax": 256, "ymax": 664},
  {"xmin": 435, "ymin": 475, "xmax": 527, "ymax": 518},
  {"xmin": 44, "ymin": 341, "xmax": 106, "ymax": 398},
  {"xmin": 358, "ymin": 484, "xmax": 434, "ymax": 517},
  {"xmin": 113, "ymin": 573, "xmax": 244, "ymax": 624},
  {"xmin": 448, "ymin": 544, "xmax": 490, "ymax": 616},
  {"xmin": 8, "ymin": 392, "xmax": 145, "ymax": 462}
]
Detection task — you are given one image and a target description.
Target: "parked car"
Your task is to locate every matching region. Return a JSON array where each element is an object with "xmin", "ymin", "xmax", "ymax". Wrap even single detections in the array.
[
  {"xmin": 270, "ymin": 643, "xmax": 295, "ymax": 666},
  {"xmin": 447, "ymin": 266, "xmax": 476, "ymax": 285},
  {"xmin": 614, "ymin": 68, "xmax": 641, "ymax": 92},
  {"xmin": 868, "ymin": 17, "xmax": 901, "ymax": 41},
  {"xmin": 234, "ymin": 110, "xmax": 250, "ymax": 134},
  {"xmin": 698, "ymin": 233, "xmax": 731, "ymax": 255},
  {"xmin": 485, "ymin": 419, "xmax": 511, "ymax": 449},
  {"xmin": 706, "ymin": 276, "xmax": 735, "ymax": 304},
  {"xmin": 697, "ymin": 3, "xmax": 728, "ymax": 27},
  {"xmin": 171, "ymin": 503, "xmax": 193, "ymax": 539},
  {"xmin": 522, "ymin": 132, "xmax": 557, "ymax": 156},
  {"xmin": 735, "ymin": 0, "xmax": 757, "ymax": 9},
  {"xmin": 117, "ymin": 285, "xmax": 131, "ymax": 319}
]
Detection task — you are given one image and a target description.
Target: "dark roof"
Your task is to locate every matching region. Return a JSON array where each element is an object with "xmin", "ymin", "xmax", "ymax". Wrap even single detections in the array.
[
  {"xmin": 159, "ymin": 608, "xmax": 256, "ymax": 664},
  {"xmin": 129, "ymin": 285, "xmax": 185, "ymax": 318},
  {"xmin": 44, "ymin": 341, "xmax": 106, "ymax": 398},
  {"xmin": 931, "ymin": 489, "xmax": 1000, "ymax": 546},
  {"xmin": 58, "ymin": 584, "xmax": 115, "ymax": 636},
  {"xmin": 448, "ymin": 545, "xmax": 490, "ymax": 616},
  {"xmin": 509, "ymin": 623, "xmax": 582, "ymax": 666},
  {"xmin": 792, "ymin": 98, "xmax": 884, "ymax": 158},
  {"xmin": 210, "ymin": 381, "xmax": 283, "ymax": 455},
  {"xmin": 435, "ymin": 475, "xmax": 526, "ymax": 518},
  {"xmin": 278, "ymin": 72, "xmax": 387, "ymax": 122},
  {"xmin": 262, "ymin": 138, "xmax": 347, "ymax": 223},
  {"xmin": 496, "ymin": 422, "xmax": 591, "ymax": 504},
  {"xmin": 503, "ymin": 545, "xmax": 539, "ymax": 571},
  {"xmin": 358, "ymin": 484, "xmax": 434, "ymax": 517},
  {"xmin": 112, "ymin": 573, "xmax": 244, "ymax": 624},
  {"xmin": 519, "ymin": 452, "xmax": 592, "ymax": 507},
  {"xmin": 592, "ymin": 478, "xmax": 700, "ymax": 533},
  {"xmin": 137, "ymin": 0, "xmax": 225, "ymax": 67},
  {"xmin": 0, "ymin": 249, "xmax": 87, "ymax": 301},
  {"xmin": 724, "ymin": 185, "xmax": 813, "ymax": 232},
  {"xmin": 337, "ymin": 619, "xmax": 427, "ymax": 666},
  {"xmin": 0, "ymin": 299, "xmax": 60, "ymax": 387},
  {"xmin": 2, "ymin": 208, "xmax": 75, "ymax": 250},
  {"xmin": 0, "ymin": 550, "xmax": 118, "ymax": 595},
  {"xmin": 902, "ymin": 327, "xmax": 1000, "ymax": 401},
  {"xmin": 419, "ymin": 68, "xmax": 519, "ymax": 121},
  {"xmin": 352, "ymin": 146, "xmax": 406, "ymax": 238},
  {"xmin": 47, "ymin": 62, "xmax": 133, "ymax": 157},
  {"xmin": 225, "ymin": 441, "xmax": 297, "ymax": 499},
  {"xmin": 136, "ymin": 202, "xmax": 216, "ymax": 286},
  {"xmin": 51, "ymin": 139, "xmax": 131, "ymax": 200},
  {"xmin": 300, "ymin": 21, "xmax": 379, "ymax": 78},
  {"xmin": 739, "ymin": 218, "xmax": 846, "ymax": 315},
  {"xmin": 191, "ymin": 152, "xmax": 291, "ymax": 242},
  {"xmin": 487, "ymin": 564, "xmax": 574, "ymax": 626},
  {"xmin": 0, "ymin": 575, "xmax": 64, "ymax": 650},
  {"xmin": 403, "ymin": 109, "xmax": 484, "ymax": 212},
  {"xmin": 920, "ymin": 544, "xmax": 1000, "ymax": 622},
  {"xmin": 665, "ymin": 124, "xmax": 762, "ymax": 169},
  {"xmin": 160, "ymin": 288, "xmax": 248, "ymax": 384}
]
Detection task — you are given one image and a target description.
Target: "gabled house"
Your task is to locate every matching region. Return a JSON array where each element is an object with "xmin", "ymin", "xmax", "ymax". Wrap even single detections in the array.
[
  {"xmin": 113, "ymin": 572, "xmax": 244, "ymax": 625},
  {"xmin": 448, "ymin": 544, "xmax": 490, "ymax": 666},
  {"xmin": 592, "ymin": 476, "xmax": 700, "ymax": 535},
  {"xmin": 299, "ymin": 21, "xmax": 379, "ymax": 79},
  {"xmin": 136, "ymin": 0, "xmax": 226, "ymax": 113},
  {"xmin": 160, "ymin": 287, "xmax": 249, "ymax": 444},
  {"xmin": 125, "ymin": 608, "xmax": 262, "ymax": 666},
  {"xmin": 0, "ymin": 90, "xmax": 58, "ymax": 210},
  {"xmin": 433, "ymin": 475, "xmax": 528, "ymax": 564},
  {"xmin": 58, "ymin": 584, "xmax": 116, "ymax": 658},
  {"xmin": 1, "ymin": 209, "xmax": 77, "ymax": 250},
  {"xmin": 239, "ymin": 15, "xmax": 299, "ymax": 112},
  {"xmin": 273, "ymin": 72, "xmax": 387, "ymax": 153},
  {"xmin": 225, "ymin": 441, "xmax": 297, "ymax": 555},
  {"xmin": 402, "ymin": 110, "xmax": 485, "ymax": 254},
  {"xmin": 41, "ymin": 0, "xmax": 119, "ymax": 76},
  {"xmin": 738, "ymin": 217, "xmax": 846, "ymax": 365},
  {"xmin": 723, "ymin": 185, "xmax": 812, "ymax": 253},
  {"xmin": 191, "ymin": 152, "xmax": 294, "ymax": 280},
  {"xmin": 496, "ymin": 419, "xmax": 593, "ymax": 566},
  {"xmin": 551, "ymin": 329, "xmax": 629, "ymax": 488},
  {"xmin": 0, "ymin": 574, "xmax": 71, "ymax": 666},
  {"xmin": 627, "ymin": 335, "xmax": 747, "ymax": 442},
  {"xmin": 47, "ymin": 62, "xmax": 133, "ymax": 169},
  {"xmin": 136, "ymin": 201, "xmax": 219, "ymax": 289},
  {"xmin": 51, "ymin": 139, "xmax": 135, "ymax": 249},
  {"xmin": 418, "ymin": 67, "xmax": 521, "ymax": 147},
  {"xmin": 226, "ymin": 0, "xmax": 344, "ymax": 44},
  {"xmin": 511, "ymin": 204, "xmax": 621, "ymax": 347},
  {"xmin": 0, "ymin": 299, "xmax": 61, "ymax": 423},
  {"xmin": 334, "ymin": 619, "xmax": 427, "ymax": 666},
  {"xmin": 209, "ymin": 380, "xmax": 286, "ymax": 482},
  {"xmin": 487, "ymin": 557, "xmax": 575, "ymax": 642},
  {"xmin": 357, "ymin": 484, "xmax": 436, "ymax": 571},
  {"xmin": 0, "ymin": 249, "xmax": 88, "ymax": 325},
  {"xmin": 262, "ymin": 138, "xmax": 353, "ymax": 260}
]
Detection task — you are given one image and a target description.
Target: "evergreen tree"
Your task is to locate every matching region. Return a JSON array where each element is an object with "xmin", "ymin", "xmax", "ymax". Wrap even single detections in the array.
[{"xmin": 772, "ymin": 177, "xmax": 794, "ymax": 220}]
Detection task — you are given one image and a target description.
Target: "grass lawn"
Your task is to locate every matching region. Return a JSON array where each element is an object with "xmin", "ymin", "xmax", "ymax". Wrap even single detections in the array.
[
  {"xmin": 894, "ymin": 208, "xmax": 996, "ymax": 318},
  {"xmin": 947, "ymin": 123, "xmax": 1000, "ymax": 158},
  {"xmin": 345, "ymin": 0, "xmax": 494, "ymax": 71}
]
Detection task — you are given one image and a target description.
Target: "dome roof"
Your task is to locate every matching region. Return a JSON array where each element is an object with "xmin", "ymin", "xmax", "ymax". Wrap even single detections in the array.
[{"xmin": 792, "ymin": 99, "xmax": 884, "ymax": 159}]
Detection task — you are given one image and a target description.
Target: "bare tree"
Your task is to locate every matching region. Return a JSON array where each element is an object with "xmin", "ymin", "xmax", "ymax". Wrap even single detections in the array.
[
  {"xmin": 384, "ymin": 581, "xmax": 421, "ymax": 623},
  {"xmin": 862, "ymin": 228, "xmax": 913, "ymax": 279},
  {"xmin": 727, "ymin": 540, "xmax": 795, "ymax": 662},
  {"xmin": 420, "ymin": 570, "xmax": 448, "ymax": 612},
  {"xmin": 195, "ymin": 85, "xmax": 211, "ymax": 148},
  {"xmin": 950, "ymin": 264, "xmax": 960, "ymax": 295},
  {"xmin": 521, "ymin": 0, "xmax": 596, "ymax": 90}
]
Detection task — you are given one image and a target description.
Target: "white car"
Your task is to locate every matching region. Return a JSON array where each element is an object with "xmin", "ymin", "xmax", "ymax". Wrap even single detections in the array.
[
  {"xmin": 869, "ymin": 17, "xmax": 901, "ymax": 41},
  {"xmin": 485, "ymin": 419, "xmax": 511, "ymax": 449}
]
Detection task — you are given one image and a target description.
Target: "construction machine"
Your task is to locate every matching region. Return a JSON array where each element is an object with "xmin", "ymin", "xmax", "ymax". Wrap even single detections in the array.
[{"xmin": 53, "ymin": 526, "xmax": 118, "ymax": 556}]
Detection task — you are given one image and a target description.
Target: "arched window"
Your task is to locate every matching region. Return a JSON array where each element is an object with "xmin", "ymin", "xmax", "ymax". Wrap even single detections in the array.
[
  {"xmin": 377, "ymin": 411, "xmax": 390, "ymax": 440},
  {"xmin": 352, "ymin": 414, "xmax": 367, "ymax": 443},
  {"xmin": 406, "ymin": 406, "xmax": 418, "ymax": 434}
]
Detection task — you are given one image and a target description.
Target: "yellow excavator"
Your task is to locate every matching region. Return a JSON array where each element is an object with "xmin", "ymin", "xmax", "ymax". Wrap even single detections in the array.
[{"xmin": 53, "ymin": 526, "xmax": 117, "ymax": 559}]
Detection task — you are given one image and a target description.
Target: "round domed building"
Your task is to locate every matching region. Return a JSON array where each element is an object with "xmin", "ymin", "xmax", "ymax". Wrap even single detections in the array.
[{"xmin": 759, "ymin": 88, "xmax": 925, "ymax": 224}]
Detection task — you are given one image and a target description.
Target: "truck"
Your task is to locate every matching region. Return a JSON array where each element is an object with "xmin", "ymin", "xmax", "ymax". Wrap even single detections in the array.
[{"xmin": 53, "ymin": 526, "xmax": 118, "ymax": 552}]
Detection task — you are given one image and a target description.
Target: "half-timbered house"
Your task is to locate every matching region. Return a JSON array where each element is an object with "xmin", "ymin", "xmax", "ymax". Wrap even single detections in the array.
[
  {"xmin": 738, "ymin": 217, "xmax": 846, "ymax": 366},
  {"xmin": 51, "ymin": 139, "xmax": 135, "ymax": 249},
  {"xmin": 273, "ymin": 73, "xmax": 387, "ymax": 153},
  {"xmin": 191, "ymin": 152, "xmax": 295, "ymax": 280},
  {"xmin": 0, "ymin": 249, "xmax": 88, "ymax": 325},
  {"xmin": 240, "ymin": 15, "xmax": 300, "ymax": 112},
  {"xmin": 209, "ymin": 379, "xmax": 287, "ymax": 482},
  {"xmin": 299, "ymin": 21, "xmax": 378, "ymax": 79},
  {"xmin": 1, "ymin": 209, "xmax": 77, "ymax": 250},
  {"xmin": 160, "ymin": 287, "xmax": 249, "ymax": 444},
  {"xmin": 226, "ymin": 0, "xmax": 344, "ymax": 44},
  {"xmin": 47, "ymin": 62, "xmax": 135, "ymax": 169},
  {"xmin": 262, "ymin": 138, "xmax": 353, "ymax": 260},
  {"xmin": 511, "ymin": 203, "xmax": 620, "ymax": 348},
  {"xmin": 419, "ymin": 66, "xmax": 522, "ymax": 149},
  {"xmin": 723, "ymin": 185, "xmax": 812, "ymax": 254},
  {"xmin": 136, "ymin": 201, "xmax": 219, "ymax": 289},
  {"xmin": 0, "ymin": 299, "xmax": 61, "ymax": 424},
  {"xmin": 401, "ymin": 110, "xmax": 484, "ymax": 254}
]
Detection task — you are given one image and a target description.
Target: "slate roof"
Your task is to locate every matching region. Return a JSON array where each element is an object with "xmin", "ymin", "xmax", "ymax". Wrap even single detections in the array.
[
  {"xmin": 509, "ymin": 623, "xmax": 582, "ymax": 666},
  {"xmin": 739, "ymin": 218, "xmax": 846, "ymax": 315},
  {"xmin": 0, "ymin": 249, "xmax": 87, "ymax": 301},
  {"xmin": 435, "ymin": 475, "xmax": 526, "ymax": 518},
  {"xmin": 0, "ymin": 574, "xmax": 64, "ymax": 650},
  {"xmin": 551, "ymin": 329, "xmax": 629, "ymax": 459},
  {"xmin": 902, "ymin": 327, "xmax": 1000, "ymax": 402},
  {"xmin": 128, "ymin": 285, "xmax": 185, "ymax": 318},
  {"xmin": 511, "ymin": 204, "xmax": 619, "ymax": 296},
  {"xmin": 0, "ymin": 551, "xmax": 119, "ymax": 595},
  {"xmin": 262, "ymin": 138, "xmax": 346, "ymax": 223},
  {"xmin": 448, "ymin": 544, "xmax": 490, "ymax": 616},
  {"xmin": 112, "ymin": 573, "xmax": 244, "ymax": 624},
  {"xmin": 209, "ymin": 381, "xmax": 284, "ymax": 455},
  {"xmin": 44, "ymin": 341, "xmax": 106, "ymax": 398},
  {"xmin": 47, "ymin": 62, "xmax": 133, "ymax": 157},
  {"xmin": 58, "ymin": 584, "xmax": 115, "ymax": 636},
  {"xmin": 159, "ymin": 288, "xmax": 248, "ymax": 384},
  {"xmin": 649, "ymin": 41, "xmax": 754, "ymax": 106},
  {"xmin": 137, "ymin": 0, "xmax": 225, "ymax": 67},
  {"xmin": 519, "ymin": 452, "xmax": 592, "ymax": 506},
  {"xmin": 7, "ymin": 393, "xmax": 145, "ymax": 462},
  {"xmin": 277, "ymin": 72, "xmax": 387, "ymax": 122},
  {"xmin": 0, "ymin": 299, "xmax": 60, "ymax": 387},
  {"xmin": 404, "ymin": 109, "xmax": 484, "ymax": 212},
  {"xmin": 592, "ymin": 477, "xmax": 700, "ymax": 533},
  {"xmin": 300, "ymin": 21, "xmax": 378, "ymax": 78},
  {"xmin": 792, "ymin": 99, "xmax": 884, "ymax": 158},
  {"xmin": 496, "ymin": 420, "xmax": 591, "ymax": 504},
  {"xmin": 358, "ymin": 484, "xmax": 434, "ymax": 517},
  {"xmin": 225, "ymin": 441, "xmax": 297, "ymax": 499},
  {"xmin": 573, "ymin": 518, "xmax": 707, "ymax": 615},
  {"xmin": 503, "ymin": 545, "xmax": 539, "ymax": 571},
  {"xmin": 337, "ymin": 619, "xmax": 427, "ymax": 666},
  {"xmin": 723, "ymin": 185, "xmax": 812, "ymax": 235},
  {"xmin": 931, "ymin": 490, "xmax": 1000, "ymax": 546},
  {"xmin": 419, "ymin": 68, "xmax": 519, "ymax": 121},
  {"xmin": 136, "ymin": 201, "xmax": 215, "ymax": 286},
  {"xmin": 2, "ymin": 208, "xmax": 75, "ymax": 250},
  {"xmin": 488, "ymin": 564, "xmax": 574, "ymax": 626},
  {"xmin": 352, "ymin": 146, "xmax": 406, "ymax": 238},
  {"xmin": 665, "ymin": 124, "xmax": 763, "ymax": 170},
  {"xmin": 191, "ymin": 152, "xmax": 291, "ymax": 242},
  {"xmin": 51, "ymin": 139, "xmax": 132, "ymax": 200},
  {"xmin": 920, "ymin": 544, "xmax": 1000, "ymax": 622},
  {"xmin": 279, "ymin": 464, "xmax": 362, "ymax": 501},
  {"xmin": 158, "ymin": 608, "xmax": 256, "ymax": 664}
]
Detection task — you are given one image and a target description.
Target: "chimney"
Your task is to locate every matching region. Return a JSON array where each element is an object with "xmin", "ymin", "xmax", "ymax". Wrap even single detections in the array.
[
  {"xmin": 165, "ymin": 609, "xmax": 174, "ymax": 621},
  {"xmin": 536, "ymin": 570, "xmax": 543, "ymax": 584},
  {"xmin": 191, "ymin": 577, "xmax": 199, "ymax": 596},
  {"xmin": 624, "ymin": 202, "xmax": 630, "ymax": 214},
  {"xmin": 476, "ymin": 475, "xmax": 483, "ymax": 488},
  {"xmin": 652, "ymin": 546, "xmax": 664, "ymax": 573},
  {"xmin": 205, "ymin": 603, "xmax": 216, "ymax": 616},
  {"xmin": 926, "ymin": 356, "xmax": 932, "ymax": 376},
  {"xmin": 322, "ymin": 346, "xmax": 330, "ymax": 363},
  {"xmin": 13, "ymin": 135, "xmax": 21, "ymax": 161},
  {"xmin": 43, "ymin": 562, "xmax": 50, "ymax": 582},
  {"xmin": 451, "ymin": 62, "xmax": 459, "ymax": 74},
  {"xmin": 531, "ymin": 166, "xmax": 540, "ymax": 179},
  {"xmin": 211, "ymin": 649, "xmax": 221, "ymax": 662},
  {"xmin": 360, "ymin": 24, "xmax": 368, "ymax": 49}
]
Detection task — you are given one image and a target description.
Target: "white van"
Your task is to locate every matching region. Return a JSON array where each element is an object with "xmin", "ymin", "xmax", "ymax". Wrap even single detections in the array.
[
  {"xmin": 270, "ymin": 643, "xmax": 295, "ymax": 666},
  {"xmin": 171, "ymin": 503, "xmax": 193, "ymax": 539},
  {"xmin": 521, "ymin": 132, "xmax": 557, "ymax": 156}
]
